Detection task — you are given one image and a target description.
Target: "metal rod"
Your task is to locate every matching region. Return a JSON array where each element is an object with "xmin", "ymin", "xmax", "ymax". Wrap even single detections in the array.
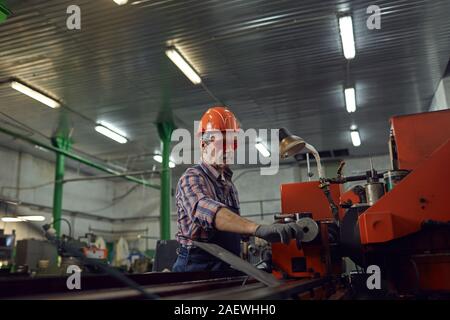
[
  {"xmin": 306, "ymin": 152, "xmax": 311, "ymax": 181},
  {"xmin": 0, "ymin": 126, "xmax": 160, "ymax": 189},
  {"xmin": 89, "ymin": 227, "xmax": 150, "ymax": 234},
  {"xmin": 63, "ymin": 170, "xmax": 159, "ymax": 183},
  {"xmin": 12, "ymin": 199, "xmax": 176, "ymax": 223},
  {"xmin": 326, "ymin": 173, "xmax": 384, "ymax": 184},
  {"xmin": 259, "ymin": 201, "xmax": 264, "ymax": 221},
  {"xmin": 137, "ymin": 235, "xmax": 160, "ymax": 240},
  {"xmin": 239, "ymin": 198, "xmax": 280, "ymax": 204}
]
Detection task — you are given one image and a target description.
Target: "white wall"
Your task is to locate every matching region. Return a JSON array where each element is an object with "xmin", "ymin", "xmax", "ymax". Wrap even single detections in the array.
[{"xmin": 0, "ymin": 145, "xmax": 161, "ymax": 249}]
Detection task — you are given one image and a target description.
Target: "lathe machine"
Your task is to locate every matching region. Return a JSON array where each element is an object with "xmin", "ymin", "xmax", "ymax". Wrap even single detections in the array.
[{"xmin": 272, "ymin": 109, "xmax": 450, "ymax": 298}]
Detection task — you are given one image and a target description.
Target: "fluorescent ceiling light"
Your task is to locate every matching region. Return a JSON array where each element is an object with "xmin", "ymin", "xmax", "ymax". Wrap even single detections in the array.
[
  {"xmin": 255, "ymin": 141, "xmax": 271, "ymax": 157},
  {"xmin": 166, "ymin": 47, "xmax": 202, "ymax": 85},
  {"xmin": 35, "ymin": 145, "xmax": 49, "ymax": 153},
  {"xmin": 10, "ymin": 81, "xmax": 61, "ymax": 109},
  {"xmin": 344, "ymin": 87, "xmax": 356, "ymax": 113},
  {"xmin": 113, "ymin": 0, "xmax": 128, "ymax": 5},
  {"xmin": 153, "ymin": 155, "xmax": 163, "ymax": 163},
  {"xmin": 350, "ymin": 129, "xmax": 361, "ymax": 147},
  {"xmin": 339, "ymin": 15, "xmax": 356, "ymax": 60},
  {"xmin": 20, "ymin": 215, "xmax": 46, "ymax": 222},
  {"xmin": 95, "ymin": 121, "xmax": 128, "ymax": 144},
  {"xmin": 1, "ymin": 217, "xmax": 23, "ymax": 222},
  {"xmin": 153, "ymin": 154, "xmax": 176, "ymax": 168}
]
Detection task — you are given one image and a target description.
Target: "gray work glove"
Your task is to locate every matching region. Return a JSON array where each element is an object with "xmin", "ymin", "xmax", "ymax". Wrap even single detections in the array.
[{"xmin": 254, "ymin": 222, "xmax": 303, "ymax": 244}]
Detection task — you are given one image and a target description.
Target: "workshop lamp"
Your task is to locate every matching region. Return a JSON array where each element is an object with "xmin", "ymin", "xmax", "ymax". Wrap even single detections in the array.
[
  {"xmin": 344, "ymin": 87, "xmax": 356, "ymax": 113},
  {"xmin": 350, "ymin": 125, "xmax": 361, "ymax": 147},
  {"xmin": 1, "ymin": 199, "xmax": 46, "ymax": 222},
  {"xmin": 10, "ymin": 81, "xmax": 61, "ymax": 109},
  {"xmin": 166, "ymin": 46, "xmax": 202, "ymax": 85},
  {"xmin": 255, "ymin": 141, "xmax": 271, "ymax": 157},
  {"xmin": 278, "ymin": 127, "xmax": 326, "ymax": 179},
  {"xmin": 153, "ymin": 154, "xmax": 163, "ymax": 163},
  {"xmin": 339, "ymin": 14, "xmax": 356, "ymax": 60},
  {"xmin": 278, "ymin": 128, "xmax": 306, "ymax": 159},
  {"xmin": 95, "ymin": 121, "xmax": 128, "ymax": 144},
  {"xmin": 153, "ymin": 154, "xmax": 176, "ymax": 168}
]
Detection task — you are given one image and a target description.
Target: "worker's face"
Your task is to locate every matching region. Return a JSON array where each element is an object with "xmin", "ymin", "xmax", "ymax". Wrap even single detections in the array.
[{"xmin": 201, "ymin": 131, "xmax": 237, "ymax": 166}]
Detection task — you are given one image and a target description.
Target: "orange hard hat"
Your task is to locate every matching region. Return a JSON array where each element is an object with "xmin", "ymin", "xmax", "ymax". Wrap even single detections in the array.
[{"xmin": 197, "ymin": 106, "xmax": 239, "ymax": 136}]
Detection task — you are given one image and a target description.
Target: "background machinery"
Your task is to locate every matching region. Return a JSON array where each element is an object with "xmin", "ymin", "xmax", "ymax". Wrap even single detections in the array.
[{"xmin": 271, "ymin": 109, "xmax": 450, "ymax": 298}]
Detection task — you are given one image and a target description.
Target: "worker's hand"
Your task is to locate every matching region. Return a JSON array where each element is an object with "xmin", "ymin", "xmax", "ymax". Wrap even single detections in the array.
[{"xmin": 254, "ymin": 222, "xmax": 303, "ymax": 244}]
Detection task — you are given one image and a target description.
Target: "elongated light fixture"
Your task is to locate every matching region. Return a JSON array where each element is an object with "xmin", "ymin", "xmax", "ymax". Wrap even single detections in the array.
[
  {"xmin": 344, "ymin": 87, "xmax": 356, "ymax": 113},
  {"xmin": 153, "ymin": 154, "xmax": 176, "ymax": 168},
  {"xmin": 350, "ymin": 126, "xmax": 361, "ymax": 147},
  {"xmin": 1, "ymin": 217, "xmax": 22, "ymax": 222},
  {"xmin": 339, "ymin": 15, "xmax": 356, "ymax": 60},
  {"xmin": 21, "ymin": 215, "xmax": 46, "ymax": 222},
  {"xmin": 255, "ymin": 141, "xmax": 271, "ymax": 158},
  {"xmin": 10, "ymin": 81, "xmax": 61, "ymax": 109},
  {"xmin": 166, "ymin": 47, "xmax": 202, "ymax": 85},
  {"xmin": 1, "ymin": 215, "xmax": 46, "ymax": 222},
  {"xmin": 113, "ymin": 0, "xmax": 128, "ymax": 5},
  {"xmin": 95, "ymin": 121, "xmax": 128, "ymax": 144}
]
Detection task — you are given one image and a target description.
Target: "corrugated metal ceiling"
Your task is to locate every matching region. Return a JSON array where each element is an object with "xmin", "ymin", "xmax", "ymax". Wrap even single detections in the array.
[{"xmin": 0, "ymin": 0, "xmax": 449, "ymax": 171}]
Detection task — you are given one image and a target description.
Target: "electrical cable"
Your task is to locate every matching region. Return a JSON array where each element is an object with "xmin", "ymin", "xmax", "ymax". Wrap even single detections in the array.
[
  {"xmin": 0, "ymin": 174, "xmax": 155, "ymax": 215},
  {"xmin": 50, "ymin": 217, "xmax": 72, "ymax": 238},
  {"xmin": 0, "ymin": 110, "xmax": 50, "ymax": 140},
  {"xmin": 0, "ymin": 109, "xmax": 136, "ymax": 172},
  {"xmin": 1, "ymin": 181, "xmax": 57, "ymax": 194}
]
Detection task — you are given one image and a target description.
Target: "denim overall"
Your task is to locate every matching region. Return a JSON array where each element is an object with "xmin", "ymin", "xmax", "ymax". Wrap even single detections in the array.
[{"xmin": 172, "ymin": 165, "xmax": 241, "ymax": 272}]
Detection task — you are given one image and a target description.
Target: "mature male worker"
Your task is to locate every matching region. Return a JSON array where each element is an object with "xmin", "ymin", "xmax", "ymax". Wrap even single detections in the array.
[{"xmin": 172, "ymin": 106, "xmax": 303, "ymax": 272}]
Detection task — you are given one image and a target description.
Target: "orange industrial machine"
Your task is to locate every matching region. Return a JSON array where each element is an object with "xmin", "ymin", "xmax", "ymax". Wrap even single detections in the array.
[
  {"xmin": 271, "ymin": 182, "xmax": 343, "ymax": 279},
  {"xmin": 272, "ymin": 109, "xmax": 450, "ymax": 298}
]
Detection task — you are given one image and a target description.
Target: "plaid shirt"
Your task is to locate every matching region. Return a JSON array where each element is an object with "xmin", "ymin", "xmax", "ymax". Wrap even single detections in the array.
[{"xmin": 175, "ymin": 162, "xmax": 240, "ymax": 247}]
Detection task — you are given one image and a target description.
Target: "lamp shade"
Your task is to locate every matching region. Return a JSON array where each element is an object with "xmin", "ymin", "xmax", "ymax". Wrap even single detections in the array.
[{"xmin": 279, "ymin": 128, "xmax": 306, "ymax": 159}]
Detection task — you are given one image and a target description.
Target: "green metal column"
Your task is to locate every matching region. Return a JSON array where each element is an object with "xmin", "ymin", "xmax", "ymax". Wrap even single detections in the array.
[
  {"xmin": 51, "ymin": 136, "xmax": 71, "ymax": 236},
  {"xmin": 157, "ymin": 122, "xmax": 174, "ymax": 240},
  {"xmin": 0, "ymin": 1, "xmax": 12, "ymax": 24}
]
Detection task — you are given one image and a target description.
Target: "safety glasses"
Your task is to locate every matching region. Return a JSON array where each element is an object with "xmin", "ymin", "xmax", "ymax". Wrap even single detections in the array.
[{"xmin": 203, "ymin": 132, "xmax": 238, "ymax": 151}]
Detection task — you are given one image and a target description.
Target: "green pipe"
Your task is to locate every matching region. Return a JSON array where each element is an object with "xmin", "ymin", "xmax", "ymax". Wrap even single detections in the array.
[
  {"xmin": 0, "ymin": 126, "xmax": 160, "ymax": 189},
  {"xmin": 157, "ymin": 122, "xmax": 174, "ymax": 240},
  {"xmin": 52, "ymin": 136, "xmax": 70, "ymax": 236}
]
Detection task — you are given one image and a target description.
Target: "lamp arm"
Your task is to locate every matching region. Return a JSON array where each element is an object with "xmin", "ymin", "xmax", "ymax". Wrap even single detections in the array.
[{"xmin": 304, "ymin": 143, "xmax": 325, "ymax": 179}]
